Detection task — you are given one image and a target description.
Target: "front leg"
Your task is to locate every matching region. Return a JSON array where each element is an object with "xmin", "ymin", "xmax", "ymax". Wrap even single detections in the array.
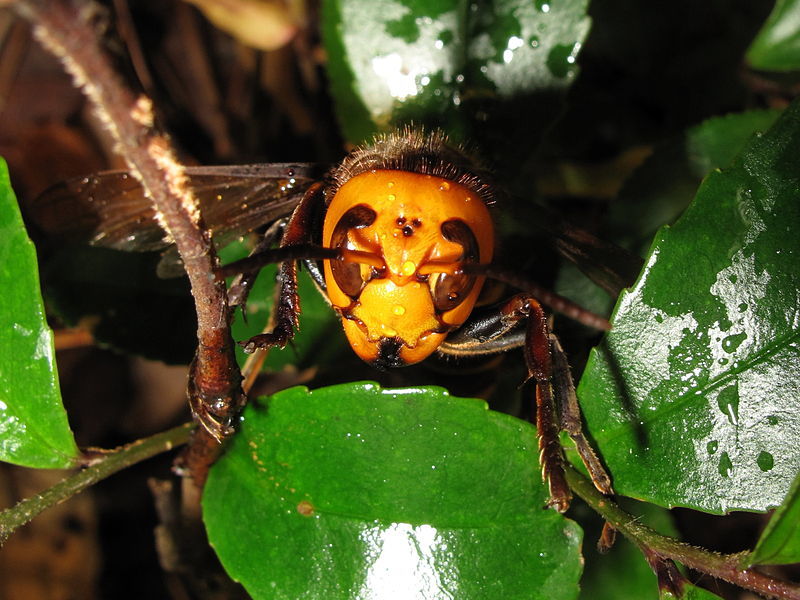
[
  {"xmin": 504, "ymin": 295, "xmax": 613, "ymax": 512},
  {"xmin": 507, "ymin": 296, "xmax": 572, "ymax": 511},
  {"xmin": 550, "ymin": 334, "xmax": 614, "ymax": 496},
  {"xmin": 240, "ymin": 183, "xmax": 326, "ymax": 353}
]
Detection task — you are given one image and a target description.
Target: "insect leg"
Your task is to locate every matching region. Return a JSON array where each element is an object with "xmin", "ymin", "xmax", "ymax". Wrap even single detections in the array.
[
  {"xmin": 240, "ymin": 183, "xmax": 325, "ymax": 352},
  {"xmin": 502, "ymin": 295, "xmax": 572, "ymax": 512},
  {"xmin": 228, "ymin": 218, "xmax": 288, "ymax": 310},
  {"xmin": 550, "ymin": 334, "xmax": 614, "ymax": 495}
]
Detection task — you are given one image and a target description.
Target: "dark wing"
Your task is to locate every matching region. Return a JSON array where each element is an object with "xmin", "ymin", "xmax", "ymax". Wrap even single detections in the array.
[
  {"xmin": 537, "ymin": 206, "xmax": 644, "ymax": 298},
  {"xmin": 28, "ymin": 163, "xmax": 324, "ymax": 252}
]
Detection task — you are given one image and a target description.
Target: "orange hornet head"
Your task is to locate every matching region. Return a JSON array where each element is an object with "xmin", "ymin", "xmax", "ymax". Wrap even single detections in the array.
[{"xmin": 322, "ymin": 166, "xmax": 494, "ymax": 369}]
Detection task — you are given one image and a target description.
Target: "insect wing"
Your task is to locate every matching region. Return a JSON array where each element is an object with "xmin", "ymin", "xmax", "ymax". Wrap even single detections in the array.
[
  {"xmin": 538, "ymin": 207, "xmax": 644, "ymax": 298},
  {"xmin": 29, "ymin": 163, "xmax": 322, "ymax": 252}
]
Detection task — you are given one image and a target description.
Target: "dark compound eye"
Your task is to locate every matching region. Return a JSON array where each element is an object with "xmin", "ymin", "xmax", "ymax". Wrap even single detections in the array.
[
  {"xmin": 431, "ymin": 219, "xmax": 479, "ymax": 312},
  {"xmin": 329, "ymin": 204, "xmax": 377, "ymax": 298}
]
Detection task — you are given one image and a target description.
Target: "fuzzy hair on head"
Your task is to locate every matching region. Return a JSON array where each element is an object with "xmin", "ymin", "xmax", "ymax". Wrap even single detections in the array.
[{"xmin": 327, "ymin": 127, "xmax": 496, "ymax": 206}]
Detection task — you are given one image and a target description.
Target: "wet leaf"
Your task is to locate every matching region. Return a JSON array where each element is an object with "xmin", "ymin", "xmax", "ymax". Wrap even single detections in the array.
[
  {"xmin": 0, "ymin": 158, "xmax": 78, "ymax": 468},
  {"xmin": 577, "ymin": 101, "xmax": 800, "ymax": 513},
  {"xmin": 321, "ymin": 0, "xmax": 589, "ymax": 168},
  {"xmin": 746, "ymin": 0, "xmax": 800, "ymax": 72},
  {"xmin": 747, "ymin": 470, "xmax": 800, "ymax": 565},
  {"xmin": 204, "ymin": 383, "xmax": 583, "ymax": 599}
]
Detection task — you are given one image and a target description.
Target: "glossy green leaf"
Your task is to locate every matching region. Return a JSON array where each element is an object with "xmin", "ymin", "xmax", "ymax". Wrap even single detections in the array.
[
  {"xmin": 747, "ymin": 470, "xmax": 800, "ymax": 565},
  {"xmin": 0, "ymin": 158, "xmax": 78, "ymax": 468},
  {"xmin": 577, "ymin": 101, "xmax": 800, "ymax": 513},
  {"xmin": 322, "ymin": 0, "xmax": 465, "ymax": 143},
  {"xmin": 322, "ymin": 0, "xmax": 589, "ymax": 159},
  {"xmin": 746, "ymin": 0, "xmax": 800, "ymax": 72},
  {"xmin": 204, "ymin": 383, "xmax": 583, "ymax": 599}
]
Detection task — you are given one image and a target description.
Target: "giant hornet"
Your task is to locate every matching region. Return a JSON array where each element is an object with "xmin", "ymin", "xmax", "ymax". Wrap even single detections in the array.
[{"xmin": 32, "ymin": 128, "xmax": 620, "ymax": 511}]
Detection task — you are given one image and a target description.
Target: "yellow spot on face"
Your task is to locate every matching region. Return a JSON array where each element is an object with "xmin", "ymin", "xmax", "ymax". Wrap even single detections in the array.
[
  {"xmin": 401, "ymin": 260, "xmax": 416, "ymax": 276},
  {"xmin": 393, "ymin": 305, "xmax": 406, "ymax": 316},
  {"xmin": 382, "ymin": 325, "xmax": 398, "ymax": 337},
  {"xmin": 387, "ymin": 181, "xmax": 395, "ymax": 188},
  {"xmin": 388, "ymin": 193, "xmax": 396, "ymax": 201},
  {"xmin": 439, "ymin": 181, "xmax": 450, "ymax": 191}
]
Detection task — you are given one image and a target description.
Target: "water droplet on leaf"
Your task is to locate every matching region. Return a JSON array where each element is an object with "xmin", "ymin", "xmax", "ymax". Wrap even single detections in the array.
[
  {"xmin": 718, "ymin": 452, "xmax": 733, "ymax": 478},
  {"xmin": 757, "ymin": 451, "xmax": 774, "ymax": 472},
  {"xmin": 717, "ymin": 383, "xmax": 740, "ymax": 425},
  {"xmin": 722, "ymin": 332, "xmax": 747, "ymax": 353}
]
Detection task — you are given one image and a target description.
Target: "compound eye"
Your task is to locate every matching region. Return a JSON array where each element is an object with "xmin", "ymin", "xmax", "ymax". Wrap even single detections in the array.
[
  {"xmin": 432, "ymin": 219, "xmax": 479, "ymax": 312},
  {"xmin": 330, "ymin": 204, "xmax": 377, "ymax": 298}
]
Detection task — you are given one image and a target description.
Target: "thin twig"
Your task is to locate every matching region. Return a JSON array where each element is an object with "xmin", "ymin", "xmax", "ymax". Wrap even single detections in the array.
[
  {"xmin": 13, "ymin": 0, "xmax": 244, "ymax": 483},
  {"xmin": 565, "ymin": 464, "xmax": 800, "ymax": 600},
  {"xmin": 0, "ymin": 423, "xmax": 193, "ymax": 546}
]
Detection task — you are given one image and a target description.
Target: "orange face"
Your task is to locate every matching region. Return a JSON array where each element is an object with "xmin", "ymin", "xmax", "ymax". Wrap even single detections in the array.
[{"xmin": 322, "ymin": 170, "xmax": 494, "ymax": 368}]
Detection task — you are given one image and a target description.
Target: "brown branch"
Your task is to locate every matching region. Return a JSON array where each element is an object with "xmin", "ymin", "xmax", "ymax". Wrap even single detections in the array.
[
  {"xmin": 13, "ymin": 0, "xmax": 244, "ymax": 484},
  {"xmin": 565, "ymin": 465, "xmax": 800, "ymax": 600},
  {"xmin": 0, "ymin": 424, "xmax": 194, "ymax": 545}
]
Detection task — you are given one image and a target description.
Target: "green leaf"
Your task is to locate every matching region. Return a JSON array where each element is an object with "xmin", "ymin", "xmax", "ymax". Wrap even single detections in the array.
[
  {"xmin": 747, "ymin": 470, "xmax": 800, "ymax": 565},
  {"xmin": 0, "ymin": 158, "xmax": 78, "ymax": 468},
  {"xmin": 610, "ymin": 108, "xmax": 783, "ymax": 255},
  {"xmin": 746, "ymin": 0, "xmax": 800, "ymax": 72},
  {"xmin": 204, "ymin": 383, "xmax": 583, "ymax": 600},
  {"xmin": 322, "ymin": 0, "xmax": 465, "ymax": 143},
  {"xmin": 577, "ymin": 101, "xmax": 800, "ymax": 513},
  {"xmin": 686, "ymin": 109, "xmax": 784, "ymax": 179},
  {"xmin": 321, "ymin": 0, "xmax": 589, "ymax": 165}
]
